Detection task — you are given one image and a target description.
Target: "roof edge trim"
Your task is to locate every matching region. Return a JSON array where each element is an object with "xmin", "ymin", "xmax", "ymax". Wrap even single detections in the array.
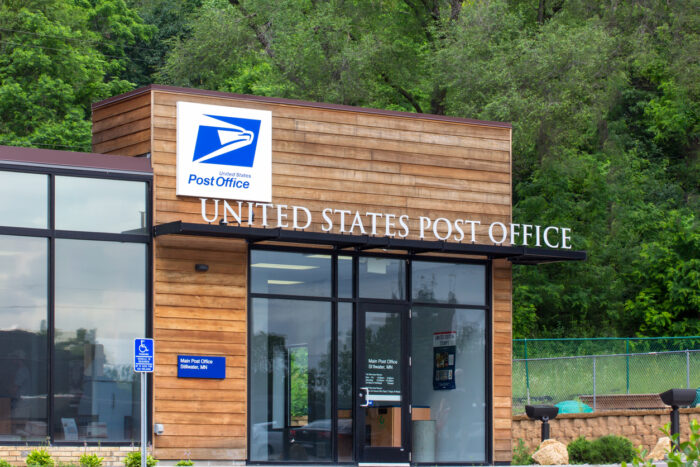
[{"xmin": 92, "ymin": 84, "xmax": 512, "ymax": 129}]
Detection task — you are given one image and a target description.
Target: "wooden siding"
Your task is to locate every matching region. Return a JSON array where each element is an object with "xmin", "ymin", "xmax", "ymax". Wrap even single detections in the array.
[
  {"xmin": 493, "ymin": 259, "xmax": 513, "ymax": 463},
  {"xmin": 91, "ymin": 92, "xmax": 151, "ymax": 156},
  {"xmin": 153, "ymin": 235, "xmax": 247, "ymax": 461},
  {"xmin": 92, "ymin": 87, "xmax": 513, "ymax": 463}
]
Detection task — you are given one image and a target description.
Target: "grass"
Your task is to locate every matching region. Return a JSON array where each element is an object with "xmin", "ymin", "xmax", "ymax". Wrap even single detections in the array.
[{"xmin": 513, "ymin": 351, "xmax": 700, "ymax": 413}]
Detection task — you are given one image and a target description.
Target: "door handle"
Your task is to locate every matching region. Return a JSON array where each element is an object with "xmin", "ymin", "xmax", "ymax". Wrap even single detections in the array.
[{"xmin": 359, "ymin": 387, "xmax": 370, "ymax": 407}]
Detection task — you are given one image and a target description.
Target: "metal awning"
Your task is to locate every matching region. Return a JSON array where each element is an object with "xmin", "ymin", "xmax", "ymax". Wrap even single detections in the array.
[{"xmin": 153, "ymin": 221, "xmax": 586, "ymax": 265}]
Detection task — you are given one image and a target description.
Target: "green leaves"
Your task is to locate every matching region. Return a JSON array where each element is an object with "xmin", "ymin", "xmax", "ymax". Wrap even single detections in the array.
[
  {"xmin": 0, "ymin": 0, "xmax": 150, "ymax": 150},
  {"xmin": 1, "ymin": 0, "xmax": 697, "ymax": 339}
]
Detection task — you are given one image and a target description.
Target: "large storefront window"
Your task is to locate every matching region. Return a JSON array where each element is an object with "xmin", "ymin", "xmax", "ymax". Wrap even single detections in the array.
[
  {"xmin": 0, "ymin": 236, "xmax": 48, "ymax": 441},
  {"xmin": 54, "ymin": 240, "xmax": 146, "ymax": 441},
  {"xmin": 250, "ymin": 250, "xmax": 489, "ymax": 464},
  {"xmin": 250, "ymin": 298, "xmax": 332, "ymax": 462},
  {"xmin": 0, "ymin": 167, "xmax": 150, "ymax": 444},
  {"xmin": 411, "ymin": 261, "xmax": 487, "ymax": 463}
]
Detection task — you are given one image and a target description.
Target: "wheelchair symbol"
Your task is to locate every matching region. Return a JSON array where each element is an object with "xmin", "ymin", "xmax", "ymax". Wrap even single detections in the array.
[{"xmin": 138, "ymin": 340, "xmax": 149, "ymax": 354}]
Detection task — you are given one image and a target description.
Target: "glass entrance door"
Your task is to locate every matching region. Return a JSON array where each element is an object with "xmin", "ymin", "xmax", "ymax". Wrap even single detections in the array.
[{"xmin": 355, "ymin": 303, "xmax": 409, "ymax": 463}]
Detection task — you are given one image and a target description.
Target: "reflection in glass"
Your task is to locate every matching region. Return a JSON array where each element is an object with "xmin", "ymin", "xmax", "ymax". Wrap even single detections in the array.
[
  {"xmin": 54, "ymin": 240, "xmax": 145, "ymax": 442},
  {"xmin": 0, "ymin": 171, "xmax": 47, "ymax": 228},
  {"xmin": 250, "ymin": 299, "xmax": 331, "ymax": 462},
  {"xmin": 411, "ymin": 306, "xmax": 486, "ymax": 462},
  {"xmin": 358, "ymin": 257, "xmax": 405, "ymax": 300},
  {"xmin": 0, "ymin": 236, "xmax": 48, "ymax": 441},
  {"xmin": 250, "ymin": 251, "xmax": 331, "ymax": 297},
  {"xmin": 55, "ymin": 177, "xmax": 147, "ymax": 234},
  {"xmin": 412, "ymin": 261, "xmax": 486, "ymax": 305},
  {"xmin": 363, "ymin": 311, "xmax": 402, "ymax": 448},
  {"xmin": 337, "ymin": 256, "xmax": 353, "ymax": 298},
  {"xmin": 337, "ymin": 303, "xmax": 353, "ymax": 461}
]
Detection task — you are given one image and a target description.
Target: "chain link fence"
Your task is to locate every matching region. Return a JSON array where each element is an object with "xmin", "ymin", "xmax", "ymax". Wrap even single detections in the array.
[
  {"xmin": 512, "ymin": 338, "xmax": 700, "ymax": 415},
  {"xmin": 513, "ymin": 336, "xmax": 700, "ymax": 359}
]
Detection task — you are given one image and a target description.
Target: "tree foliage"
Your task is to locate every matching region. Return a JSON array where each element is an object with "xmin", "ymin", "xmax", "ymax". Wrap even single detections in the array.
[
  {"xmin": 1, "ymin": 0, "xmax": 698, "ymax": 338},
  {"xmin": 0, "ymin": 0, "xmax": 152, "ymax": 150}
]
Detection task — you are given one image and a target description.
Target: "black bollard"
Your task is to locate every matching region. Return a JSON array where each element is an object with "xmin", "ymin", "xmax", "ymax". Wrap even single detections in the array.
[
  {"xmin": 526, "ymin": 405, "xmax": 559, "ymax": 443},
  {"xmin": 541, "ymin": 416, "xmax": 551, "ymax": 441},
  {"xmin": 660, "ymin": 389, "xmax": 696, "ymax": 450}
]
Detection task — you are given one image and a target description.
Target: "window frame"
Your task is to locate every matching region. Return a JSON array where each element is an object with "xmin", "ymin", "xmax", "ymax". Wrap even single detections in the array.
[
  {"xmin": 247, "ymin": 244, "xmax": 493, "ymax": 465},
  {"xmin": 0, "ymin": 162, "xmax": 153, "ymax": 446}
]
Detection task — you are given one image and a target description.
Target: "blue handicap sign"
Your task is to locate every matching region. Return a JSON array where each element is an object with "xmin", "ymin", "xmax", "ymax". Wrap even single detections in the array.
[{"xmin": 134, "ymin": 338, "xmax": 154, "ymax": 372}]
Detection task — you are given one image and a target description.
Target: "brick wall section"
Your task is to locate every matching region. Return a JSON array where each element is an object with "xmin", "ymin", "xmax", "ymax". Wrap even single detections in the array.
[
  {"xmin": 513, "ymin": 408, "xmax": 700, "ymax": 454},
  {"xmin": 0, "ymin": 446, "xmax": 152, "ymax": 467}
]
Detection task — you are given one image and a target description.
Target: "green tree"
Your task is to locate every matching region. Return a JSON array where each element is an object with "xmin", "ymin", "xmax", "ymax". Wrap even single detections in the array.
[{"xmin": 0, "ymin": 0, "xmax": 152, "ymax": 150}]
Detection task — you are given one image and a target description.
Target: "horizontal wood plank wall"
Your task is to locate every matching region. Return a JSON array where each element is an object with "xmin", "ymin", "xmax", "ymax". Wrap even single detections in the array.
[
  {"xmin": 91, "ymin": 93, "xmax": 151, "ymax": 156},
  {"xmin": 493, "ymin": 259, "xmax": 513, "ymax": 463},
  {"xmin": 151, "ymin": 91, "xmax": 512, "ymax": 246},
  {"xmin": 93, "ymin": 87, "xmax": 513, "ymax": 463},
  {"xmin": 153, "ymin": 234, "xmax": 247, "ymax": 460}
]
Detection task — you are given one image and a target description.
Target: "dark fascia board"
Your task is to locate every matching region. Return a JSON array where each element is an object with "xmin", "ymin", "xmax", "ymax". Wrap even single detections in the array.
[
  {"xmin": 154, "ymin": 221, "xmax": 587, "ymax": 264},
  {"xmin": 0, "ymin": 145, "xmax": 152, "ymax": 174},
  {"xmin": 92, "ymin": 84, "xmax": 512, "ymax": 130}
]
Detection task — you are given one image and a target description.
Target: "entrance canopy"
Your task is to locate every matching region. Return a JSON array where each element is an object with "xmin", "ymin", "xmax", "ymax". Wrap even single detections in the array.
[{"xmin": 154, "ymin": 221, "xmax": 586, "ymax": 265}]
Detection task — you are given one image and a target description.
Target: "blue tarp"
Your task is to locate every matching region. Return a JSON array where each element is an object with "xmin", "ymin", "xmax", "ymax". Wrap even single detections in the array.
[{"xmin": 556, "ymin": 400, "xmax": 594, "ymax": 414}]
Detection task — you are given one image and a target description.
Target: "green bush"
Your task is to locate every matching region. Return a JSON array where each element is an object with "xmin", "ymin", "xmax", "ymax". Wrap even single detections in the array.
[
  {"xmin": 512, "ymin": 438, "xmax": 534, "ymax": 465},
  {"xmin": 567, "ymin": 436, "xmax": 594, "ymax": 464},
  {"xmin": 79, "ymin": 454, "xmax": 103, "ymax": 467},
  {"xmin": 594, "ymin": 435, "xmax": 635, "ymax": 463},
  {"xmin": 568, "ymin": 435, "xmax": 635, "ymax": 464},
  {"xmin": 1, "ymin": 459, "xmax": 13, "ymax": 467},
  {"xmin": 26, "ymin": 449, "xmax": 55, "ymax": 466},
  {"xmin": 123, "ymin": 452, "xmax": 157, "ymax": 467},
  {"xmin": 175, "ymin": 461, "xmax": 194, "ymax": 466}
]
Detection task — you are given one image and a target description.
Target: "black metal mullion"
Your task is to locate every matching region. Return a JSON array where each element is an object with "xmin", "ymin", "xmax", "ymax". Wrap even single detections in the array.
[
  {"xmin": 47, "ymin": 173, "xmax": 55, "ymax": 443},
  {"xmin": 485, "ymin": 260, "xmax": 493, "ymax": 464},
  {"xmin": 331, "ymin": 254, "xmax": 338, "ymax": 462},
  {"xmin": 351, "ymin": 255, "xmax": 359, "ymax": 462},
  {"xmin": 405, "ymin": 258, "xmax": 412, "ymax": 458}
]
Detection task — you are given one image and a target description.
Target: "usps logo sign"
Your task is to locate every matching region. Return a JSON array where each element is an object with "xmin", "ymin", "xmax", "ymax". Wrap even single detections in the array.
[{"xmin": 176, "ymin": 101, "xmax": 272, "ymax": 202}]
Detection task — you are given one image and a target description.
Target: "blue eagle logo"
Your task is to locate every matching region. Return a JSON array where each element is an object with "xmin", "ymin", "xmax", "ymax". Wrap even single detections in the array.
[{"xmin": 192, "ymin": 115, "xmax": 261, "ymax": 167}]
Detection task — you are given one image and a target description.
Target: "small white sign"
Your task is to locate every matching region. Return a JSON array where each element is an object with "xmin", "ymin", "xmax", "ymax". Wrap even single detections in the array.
[{"xmin": 176, "ymin": 101, "xmax": 272, "ymax": 203}]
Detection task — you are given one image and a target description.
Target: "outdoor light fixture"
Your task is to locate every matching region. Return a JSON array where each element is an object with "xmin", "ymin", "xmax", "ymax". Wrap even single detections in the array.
[
  {"xmin": 526, "ymin": 405, "xmax": 559, "ymax": 442},
  {"xmin": 660, "ymin": 388, "xmax": 696, "ymax": 448},
  {"xmin": 194, "ymin": 263, "xmax": 209, "ymax": 272}
]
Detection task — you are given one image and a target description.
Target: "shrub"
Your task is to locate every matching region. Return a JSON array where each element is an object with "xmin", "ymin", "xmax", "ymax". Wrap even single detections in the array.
[
  {"xmin": 512, "ymin": 438, "xmax": 534, "ymax": 465},
  {"xmin": 593, "ymin": 435, "xmax": 635, "ymax": 463},
  {"xmin": 175, "ymin": 461, "xmax": 194, "ymax": 466},
  {"xmin": 26, "ymin": 449, "xmax": 55, "ymax": 466},
  {"xmin": 567, "ymin": 436, "xmax": 594, "ymax": 464},
  {"xmin": 568, "ymin": 435, "xmax": 634, "ymax": 464},
  {"xmin": 1, "ymin": 459, "xmax": 13, "ymax": 467},
  {"xmin": 123, "ymin": 452, "xmax": 157, "ymax": 467},
  {"xmin": 79, "ymin": 454, "xmax": 103, "ymax": 467}
]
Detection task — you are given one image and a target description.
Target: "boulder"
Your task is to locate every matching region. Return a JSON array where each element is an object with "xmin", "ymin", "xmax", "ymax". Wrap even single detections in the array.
[
  {"xmin": 648, "ymin": 436, "xmax": 671, "ymax": 461},
  {"xmin": 532, "ymin": 439, "xmax": 569, "ymax": 465}
]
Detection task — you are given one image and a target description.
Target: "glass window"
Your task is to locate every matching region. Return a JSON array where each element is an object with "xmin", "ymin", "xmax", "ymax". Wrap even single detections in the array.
[
  {"xmin": 358, "ymin": 257, "xmax": 405, "ymax": 300},
  {"xmin": 411, "ymin": 306, "xmax": 486, "ymax": 463},
  {"xmin": 0, "ymin": 171, "xmax": 47, "ymax": 228},
  {"xmin": 412, "ymin": 261, "xmax": 486, "ymax": 305},
  {"xmin": 250, "ymin": 251, "xmax": 331, "ymax": 297},
  {"xmin": 250, "ymin": 298, "xmax": 332, "ymax": 462},
  {"xmin": 0, "ymin": 235, "xmax": 48, "ymax": 441},
  {"xmin": 53, "ymin": 239, "xmax": 145, "ymax": 442},
  {"xmin": 337, "ymin": 303, "xmax": 353, "ymax": 461},
  {"xmin": 55, "ymin": 177, "xmax": 147, "ymax": 234},
  {"xmin": 337, "ymin": 256, "xmax": 353, "ymax": 298}
]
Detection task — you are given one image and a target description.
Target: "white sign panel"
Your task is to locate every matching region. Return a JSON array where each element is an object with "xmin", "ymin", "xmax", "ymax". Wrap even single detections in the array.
[{"xmin": 176, "ymin": 101, "xmax": 272, "ymax": 202}]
